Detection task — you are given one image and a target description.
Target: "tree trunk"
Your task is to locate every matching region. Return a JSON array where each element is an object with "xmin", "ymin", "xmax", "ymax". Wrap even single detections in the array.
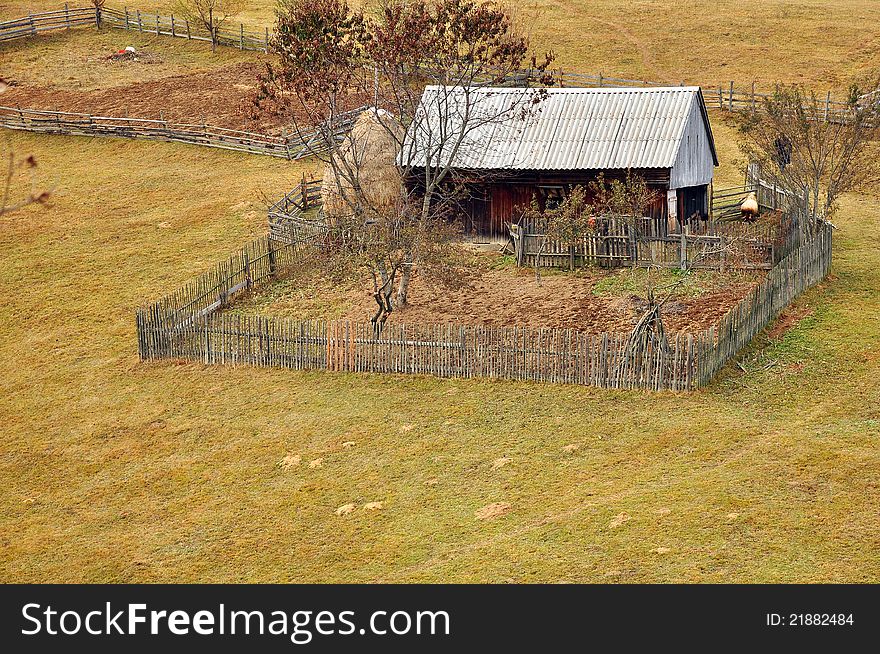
[{"xmin": 396, "ymin": 261, "xmax": 411, "ymax": 308}]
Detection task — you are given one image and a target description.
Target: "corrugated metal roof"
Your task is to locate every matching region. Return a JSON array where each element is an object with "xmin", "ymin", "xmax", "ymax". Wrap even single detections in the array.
[{"xmin": 399, "ymin": 85, "xmax": 716, "ymax": 171}]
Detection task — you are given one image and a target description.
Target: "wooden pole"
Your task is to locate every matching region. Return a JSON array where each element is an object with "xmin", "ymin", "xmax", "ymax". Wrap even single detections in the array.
[
  {"xmin": 239, "ymin": 23, "xmax": 244, "ymax": 50},
  {"xmin": 64, "ymin": 3, "xmax": 70, "ymax": 30},
  {"xmin": 728, "ymin": 81, "xmax": 734, "ymax": 111}
]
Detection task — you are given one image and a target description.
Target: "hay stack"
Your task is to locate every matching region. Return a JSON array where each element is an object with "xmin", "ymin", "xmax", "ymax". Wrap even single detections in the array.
[{"xmin": 321, "ymin": 108, "xmax": 404, "ymax": 219}]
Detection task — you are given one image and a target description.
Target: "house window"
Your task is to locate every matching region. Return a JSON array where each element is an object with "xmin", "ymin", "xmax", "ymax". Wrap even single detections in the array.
[{"xmin": 538, "ymin": 185, "xmax": 566, "ymax": 210}]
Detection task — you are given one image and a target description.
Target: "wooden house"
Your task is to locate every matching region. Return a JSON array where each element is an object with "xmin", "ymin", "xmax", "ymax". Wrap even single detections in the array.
[{"xmin": 399, "ymin": 85, "xmax": 718, "ymax": 239}]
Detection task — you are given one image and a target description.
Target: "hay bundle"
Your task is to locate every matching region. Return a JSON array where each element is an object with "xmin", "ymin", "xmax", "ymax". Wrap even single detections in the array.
[{"xmin": 321, "ymin": 108, "xmax": 404, "ymax": 219}]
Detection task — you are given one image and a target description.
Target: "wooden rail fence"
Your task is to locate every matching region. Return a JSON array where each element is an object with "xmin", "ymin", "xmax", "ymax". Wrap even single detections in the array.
[
  {"xmin": 0, "ymin": 105, "xmax": 364, "ymax": 159},
  {"xmin": 0, "ymin": 5, "xmax": 96, "ymax": 42},
  {"xmin": 2, "ymin": 5, "xmax": 861, "ymax": 121},
  {"xmin": 0, "ymin": 4, "xmax": 269, "ymax": 51},
  {"xmin": 135, "ymin": 215, "xmax": 832, "ymax": 391}
]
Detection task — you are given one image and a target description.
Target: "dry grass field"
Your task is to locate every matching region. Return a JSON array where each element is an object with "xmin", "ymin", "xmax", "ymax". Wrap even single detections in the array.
[
  {"xmin": 4, "ymin": 0, "xmax": 879, "ymax": 89},
  {"xmin": 0, "ymin": 2, "xmax": 878, "ymax": 583}
]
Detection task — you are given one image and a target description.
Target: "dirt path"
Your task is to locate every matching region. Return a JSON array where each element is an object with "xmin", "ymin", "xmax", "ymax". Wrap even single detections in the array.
[{"xmin": 578, "ymin": 9, "xmax": 661, "ymax": 79}]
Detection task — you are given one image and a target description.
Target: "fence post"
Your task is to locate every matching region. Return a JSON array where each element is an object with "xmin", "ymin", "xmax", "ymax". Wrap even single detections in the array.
[
  {"xmin": 29, "ymin": 13, "xmax": 35, "ymax": 36},
  {"xmin": 239, "ymin": 23, "xmax": 244, "ymax": 50},
  {"xmin": 267, "ymin": 238, "xmax": 277, "ymax": 276},
  {"xmin": 598, "ymin": 72, "xmax": 603, "ymax": 87},
  {"xmin": 679, "ymin": 228, "xmax": 688, "ymax": 271},
  {"xmin": 64, "ymin": 3, "xmax": 70, "ymax": 30},
  {"xmin": 171, "ymin": 13, "xmax": 175, "ymax": 37},
  {"xmin": 824, "ymin": 90, "xmax": 831, "ymax": 122},
  {"xmin": 186, "ymin": 19, "xmax": 190, "ymax": 40},
  {"xmin": 137, "ymin": 10, "xmax": 142, "ymax": 33},
  {"xmin": 155, "ymin": 14, "xmax": 160, "ymax": 36},
  {"xmin": 718, "ymin": 85, "xmax": 723, "ymax": 110},
  {"xmin": 124, "ymin": 7, "xmax": 128, "ymax": 29},
  {"xmin": 264, "ymin": 26, "xmax": 269, "ymax": 53},
  {"xmin": 728, "ymin": 81, "xmax": 734, "ymax": 111},
  {"xmin": 282, "ymin": 128, "xmax": 291, "ymax": 160}
]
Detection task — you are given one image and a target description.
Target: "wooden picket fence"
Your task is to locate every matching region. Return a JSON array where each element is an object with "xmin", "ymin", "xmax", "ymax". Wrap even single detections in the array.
[
  {"xmin": 135, "ymin": 218, "xmax": 832, "ymax": 390},
  {"xmin": 0, "ymin": 105, "xmax": 364, "ymax": 159},
  {"xmin": 510, "ymin": 215, "xmax": 781, "ymax": 271},
  {"xmin": 693, "ymin": 222, "xmax": 832, "ymax": 385}
]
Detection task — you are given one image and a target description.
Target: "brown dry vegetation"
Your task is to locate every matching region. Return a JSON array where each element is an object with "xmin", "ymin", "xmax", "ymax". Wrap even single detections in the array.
[
  {"xmin": 230, "ymin": 256, "xmax": 762, "ymax": 334},
  {"xmin": 2, "ymin": 60, "xmax": 283, "ymax": 131},
  {"xmin": 4, "ymin": 0, "xmax": 879, "ymax": 90},
  {"xmin": 0, "ymin": 24, "xmax": 254, "ymax": 90},
  {"xmin": 0, "ymin": 2, "xmax": 879, "ymax": 583}
]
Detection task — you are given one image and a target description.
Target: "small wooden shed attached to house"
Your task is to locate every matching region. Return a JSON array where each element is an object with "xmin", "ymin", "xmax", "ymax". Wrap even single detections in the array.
[{"xmin": 400, "ymin": 85, "xmax": 718, "ymax": 239}]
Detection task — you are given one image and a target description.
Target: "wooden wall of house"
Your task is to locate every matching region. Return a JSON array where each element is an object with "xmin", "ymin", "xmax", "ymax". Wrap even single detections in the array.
[
  {"xmin": 670, "ymin": 97, "xmax": 716, "ymax": 189},
  {"xmin": 411, "ymin": 168, "xmax": 678, "ymax": 239},
  {"xmin": 488, "ymin": 185, "xmax": 535, "ymax": 235}
]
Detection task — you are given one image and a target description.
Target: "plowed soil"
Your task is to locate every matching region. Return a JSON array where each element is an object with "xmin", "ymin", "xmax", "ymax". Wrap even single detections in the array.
[
  {"xmin": 233, "ymin": 255, "xmax": 763, "ymax": 334},
  {"xmin": 2, "ymin": 61, "xmax": 287, "ymax": 132}
]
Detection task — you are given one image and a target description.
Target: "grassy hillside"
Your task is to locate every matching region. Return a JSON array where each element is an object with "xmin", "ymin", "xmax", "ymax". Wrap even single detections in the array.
[
  {"xmin": 3, "ymin": 0, "xmax": 879, "ymax": 90},
  {"xmin": 0, "ymin": 115, "xmax": 878, "ymax": 582},
  {"xmin": 0, "ymin": 0, "xmax": 878, "ymax": 582}
]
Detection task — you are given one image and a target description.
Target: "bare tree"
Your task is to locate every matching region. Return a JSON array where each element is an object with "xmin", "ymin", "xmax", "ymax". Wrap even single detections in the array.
[
  {"xmin": 0, "ymin": 78, "xmax": 50, "ymax": 218},
  {"xmin": 521, "ymin": 186, "xmax": 594, "ymax": 280},
  {"xmin": 738, "ymin": 74, "xmax": 880, "ymax": 237},
  {"xmin": 255, "ymin": 0, "xmax": 554, "ymax": 323},
  {"xmin": 173, "ymin": 0, "xmax": 247, "ymax": 52}
]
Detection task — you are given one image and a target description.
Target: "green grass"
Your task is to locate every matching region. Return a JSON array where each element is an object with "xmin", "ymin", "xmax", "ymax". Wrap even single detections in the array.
[
  {"xmin": 1, "ymin": 129, "xmax": 878, "ymax": 583},
  {"xmin": 1, "ymin": 1, "xmax": 879, "ymax": 583}
]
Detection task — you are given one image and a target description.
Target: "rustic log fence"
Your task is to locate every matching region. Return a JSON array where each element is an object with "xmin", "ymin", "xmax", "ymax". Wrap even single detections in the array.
[
  {"xmin": 0, "ymin": 105, "xmax": 364, "ymax": 159},
  {"xmin": 2, "ymin": 5, "xmax": 859, "ymax": 121},
  {"xmin": 135, "ymin": 213, "xmax": 832, "ymax": 391},
  {"xmin": 0, "ymin": 4, "xmax": 269, "ymax": 51},
  {"xmin": 267, "ymin": 177, "xmax": 325, "ymax": 240}
]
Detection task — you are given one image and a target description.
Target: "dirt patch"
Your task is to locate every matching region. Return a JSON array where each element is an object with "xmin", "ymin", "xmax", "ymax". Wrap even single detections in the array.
[
  {"xmin": 766, "ymin": 305, "xmax": 814, "ymax": 340},
  {"xmin": 608, "ymin": 512, "xmax": 631, "ymax": 528},
  {"xmin": 2, "ymin": 62, "xmax": 289, "ymax": 133},
  {"xmin": 233, "ymin": 255, "xmax": 763, "ymax": 335},
  {"xmin": 475, "ymin": 502, "xmax": 511, "ymax": 520}
]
